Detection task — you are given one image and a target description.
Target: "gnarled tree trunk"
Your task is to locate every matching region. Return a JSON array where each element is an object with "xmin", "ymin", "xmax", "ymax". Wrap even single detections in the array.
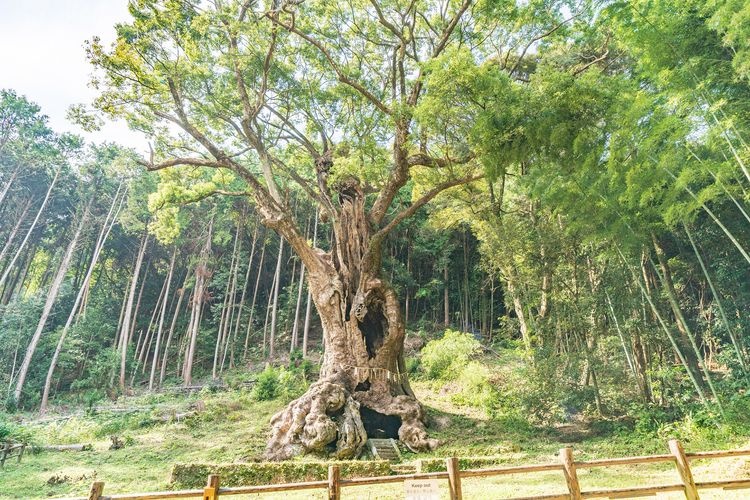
[{"xmin": 265, "ymin": 179, "xmax": 437, "ymax": 461}]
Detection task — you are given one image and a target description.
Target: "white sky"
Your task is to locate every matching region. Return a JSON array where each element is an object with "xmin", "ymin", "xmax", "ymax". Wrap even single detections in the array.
[{"xmin": 0, "ymin": 0, "xmax": 148, "ymax": 153}]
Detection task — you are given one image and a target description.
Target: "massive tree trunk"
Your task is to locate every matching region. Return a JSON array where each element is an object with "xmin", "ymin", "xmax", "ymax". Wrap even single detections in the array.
[{"xmin": 265, "ymin": 179, "xmax": 437, "ymax": 461}]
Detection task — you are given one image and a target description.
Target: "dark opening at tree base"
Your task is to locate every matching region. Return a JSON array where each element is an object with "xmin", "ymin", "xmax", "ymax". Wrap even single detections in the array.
[{"xmin": 360, "ymin": 405, "xmax": 401, "ymax": 439}]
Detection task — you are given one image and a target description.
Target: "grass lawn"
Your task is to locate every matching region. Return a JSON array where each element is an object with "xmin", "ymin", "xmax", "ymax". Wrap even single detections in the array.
[{"xmin": 1, "ymin": 382, "xmax": 749, "ymax": 499}]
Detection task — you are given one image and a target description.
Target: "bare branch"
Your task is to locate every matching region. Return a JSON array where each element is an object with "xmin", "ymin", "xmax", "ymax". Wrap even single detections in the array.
[
  {"xmin": 270, "ymin": 15, "xmax": 393, "ymax": 116},
  {"xmin": 372, "ymin": 172, "xmax": 484, "ymax": 242},
  {"xmin": 508, "ymin": 15, "xmax": 578, "ymax": 76}
]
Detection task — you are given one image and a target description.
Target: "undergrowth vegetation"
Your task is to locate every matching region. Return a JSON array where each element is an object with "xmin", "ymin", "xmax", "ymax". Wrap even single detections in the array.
[
  {"xmin": 411, "ymin": 328, "xmax": 750, "ymax": 453},
  {"xmin": 2, "ymin": 327, "xmax": 749, "ymax": 499}
]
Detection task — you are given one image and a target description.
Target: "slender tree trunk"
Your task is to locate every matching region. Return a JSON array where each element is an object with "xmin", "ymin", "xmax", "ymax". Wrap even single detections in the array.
[
  {"xmin": 183, "ymin": 218, "xmax": 213, "ymax": 386},
  {"xmin": 617, "ymin": 245, "xmax": 709, "ymax": 407},
  {"xmin": 290, "ymin": 216, "xmax": 312, "ymax": 353},
  {"xmin": 134, "ymin": 270, "xmax": 168, "ymax": 377},
  {"xmin": 230, "ymin": 223, "xmax": 259, "ymax": 368},
  {"xmin": 40, "ymin": 188, "xmax": 123, "ymax": 413},
  {"xmin": 684, "ymin": 222, "xmax": 747, "ymax": 372},
  {"xmin": 651, "ymin": 237, "xmax": 723, "ymax": 413},
  {"xmin": 243, "ymin": 233, "xmax": 267, "ymax": 359},
  {"xmin": 213, "ymin": 226, "xmax": 240, "ymax": 379},
  {"xmin": 268, "ymin": 237, "xmax": 284, "ymax": 360},
  {"xmin": 113, "ymin": 273, "xmax": 131, "ymax": 349},
  {"xmin": 148, "ymin": 248, "xmax": 176, "ymax": 390},
  {"xmin": 0, "ymin": 198, "xmax": 32, "ymax": 268},
  {"xmin": 127, "ymin": 258, "xmax": 150, "ymax": 350},
  {"xmin": 302, "ymin": 212, "xmax": 319, "ymax": 358},
  {"xmin": 14, "ymin": 201, "xmax": 89, "ymax": 405},
  {"xmin": 220, "ymin": 225, "xmax": 243, "ymax": 373},
  {"xmin": 443, "ymin": 263, "xmax": 449, "ymax": 326},
  {"xmin": 463, "ymin": 231, "xmax": 469, "ymax": 331},
  {"xmin": 290, "ymin": 257, "xmax": 306, "ymax": 353},
  {"xmin": 159, "ymin": 272, "xmax": 188, "ymax": 387},
  {"xmin": 262, "ymin": 270, "xmax": 276, "ymax": 357},
  {"xmin": 119, "ymin": 232, "xmax": 149, "ymax": 390},
  {"xmin": 0, "ymin": 168, "xmax": 60, "ymax": 290},
  {"xmin": 0, "ymin": 167, "xmax": 19, "ymax": 207},
  {"xmin": 605, "ymin": 291, "xmax": 636, "ymax": 378}
]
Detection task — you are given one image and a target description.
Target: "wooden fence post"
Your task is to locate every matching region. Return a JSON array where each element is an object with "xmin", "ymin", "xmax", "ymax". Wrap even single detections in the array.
[
  {"xmin": 17, "ymin": 443, "xmax": 25, "ymax": 463},
  {"xmin": 446, "ymin": 456, "xmax": 463, "ymax": 500},
  {"xmin": 560, "ymin": 447, "xmax": 582, "ymax": 500},
  {"xmin": 88, "ymin": 481, "xmax": 104, "ymax": 500},
  {"xmin": 328, "ymin": 464, "xmax": 341, "ymax": 500},
  {"xmin": 0, "ymin": 441, "xmax": 10, "ymax": 468},
  {"xmin": 203, "ymin": 474, "xmax": 220, "ymax": 500},
  {"xmin": 669, "ymin": 439, "xmax": 699, "ymax": 500}
]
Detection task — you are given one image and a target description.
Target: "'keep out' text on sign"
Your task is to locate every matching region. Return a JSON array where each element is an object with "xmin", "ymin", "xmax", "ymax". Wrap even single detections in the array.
[{"xmin": 404, "ymin": 479, "xmax": 440, "ymax": 500}]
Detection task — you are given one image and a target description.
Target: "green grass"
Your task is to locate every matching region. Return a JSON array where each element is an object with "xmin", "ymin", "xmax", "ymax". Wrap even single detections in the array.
[{"xmin": 1, "ymin": 381, "xmax": 749, "ymax": 499}]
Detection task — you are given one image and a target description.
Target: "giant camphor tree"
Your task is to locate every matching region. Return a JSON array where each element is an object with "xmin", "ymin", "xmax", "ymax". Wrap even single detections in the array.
[{"xmin": 88, "ymin": 0, "xmax": 590, "ymax": 459}]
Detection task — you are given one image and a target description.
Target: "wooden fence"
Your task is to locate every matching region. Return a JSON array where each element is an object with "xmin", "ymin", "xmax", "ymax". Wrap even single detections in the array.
[
  {"xmin": 0, "ymin": 441, "xmax": 26, "ymax": 467},
  {"xmin": 65, "ymin": 439, "xmax": 750, "ymax": 500}
]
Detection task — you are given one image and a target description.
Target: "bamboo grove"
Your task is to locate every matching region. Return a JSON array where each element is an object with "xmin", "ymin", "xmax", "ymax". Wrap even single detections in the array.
[{"xmin": 1, "ymin": 0, "xmax": 750, "ymax": 431}]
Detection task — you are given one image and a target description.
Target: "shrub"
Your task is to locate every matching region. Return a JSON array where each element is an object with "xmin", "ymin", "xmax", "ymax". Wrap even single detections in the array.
[
  {"xmin": 405, "ymin": 356, "xmax": 420, "ymax": 375},
  {"xmin": 417, "ymin": 456, "xmax": 515, "ymax": 473},
  {"xmin": 421, "ymin": 330, "xmax": 481, "ymax": 381},
  {"xmin": 251, "ymin": 365, "xmax": 307, "ymax": 402},
  {"xmin": 451, "ymin": 361, "xmax": 500, "ymax": 414},
  {"xmin": 170, "ymin": 460, "xmax": 392, "ymax": 488}
]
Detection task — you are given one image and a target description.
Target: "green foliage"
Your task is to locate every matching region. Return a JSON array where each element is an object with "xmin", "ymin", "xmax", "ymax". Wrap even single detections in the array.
[
  {"xmin": 418, "ymin": 456, "xmax": 518, "ymax": 473},
  {"xmin": 170, "ymin": 460, "xmax": 392, "ymax": 488},
  {"xmin": 250, "ymin": 365, "xmax": 307, "ymax": 402},
  {"xmin": 0, "ymin": 414, "xmax": 35, "ymax": 444},
  {"xmin": 421, "ymin": 330, "xmax": 481, "ymax": 381}
]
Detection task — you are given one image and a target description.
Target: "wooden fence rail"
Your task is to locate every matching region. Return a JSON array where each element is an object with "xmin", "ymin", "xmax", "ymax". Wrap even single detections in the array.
[
  {"xmin": 63, "ymin": 439, "xmax": 750, "ymax": 500},
  {"xmin": 0, "ymin": 441, "xmax": 26, "ymax": 467}
]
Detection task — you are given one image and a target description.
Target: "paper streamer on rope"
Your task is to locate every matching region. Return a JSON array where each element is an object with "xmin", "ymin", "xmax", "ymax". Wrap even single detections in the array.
[{"xmin": 343, "ymin": 364, "xmax": 405, "ymax": 383}]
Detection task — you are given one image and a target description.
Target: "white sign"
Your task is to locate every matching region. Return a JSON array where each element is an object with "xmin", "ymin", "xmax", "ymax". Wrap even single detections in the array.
[{"xmin": 404, "ymin": 479, "xmax": 440, "ymax": 500}]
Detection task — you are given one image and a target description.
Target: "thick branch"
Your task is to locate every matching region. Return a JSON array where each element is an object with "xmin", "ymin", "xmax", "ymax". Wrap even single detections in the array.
[{"xmin": 372, "ymin": 173, "xmax": 483, "ymax": 243}]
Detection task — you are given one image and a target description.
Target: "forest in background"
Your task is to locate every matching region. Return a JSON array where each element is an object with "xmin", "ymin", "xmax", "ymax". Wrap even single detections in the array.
[{"xmin": 1, "ymin": 0, "xmax": 750, "ymax": 438}]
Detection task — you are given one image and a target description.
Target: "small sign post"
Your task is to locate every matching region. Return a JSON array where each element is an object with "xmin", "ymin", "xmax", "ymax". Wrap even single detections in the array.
[{"xmin": 404, "ymin": 479, "xmax": 441, "ymax": 500}]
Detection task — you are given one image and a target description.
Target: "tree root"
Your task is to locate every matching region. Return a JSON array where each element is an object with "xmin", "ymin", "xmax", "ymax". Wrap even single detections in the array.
[
  {"xmin": 354, "ymin": 389, "xmax": 439, "ymax": 453},
  {"xmin": 265, "ymin": 376, "xmax": 437, "ymax": 460},
  {"xmin": 265, "ymin": 378, "xmax": 366, "ymax": 461}
]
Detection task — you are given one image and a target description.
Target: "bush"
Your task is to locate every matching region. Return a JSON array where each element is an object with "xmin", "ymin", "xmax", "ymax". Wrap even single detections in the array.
[
  {"xmin": 170, "ymin": 460, "xmax": 392, "ymax": 488},
  {"xmin": 251, "ymin": 366, "xmax": 281, "ymax": 401},
  {"xmin": 421, "ymin": 330, "xmax": 481, "ymax": 381},
  {"xmin": 417, "ymin": 456, "xmax": 515, "ymax": 473},
  {"xmin": 251, "ymin": 365, "xmax": 308, "ymax": 402},
  {"xmin": 451, "ymin": 361, "xmax": 500, "ymax": 414}
]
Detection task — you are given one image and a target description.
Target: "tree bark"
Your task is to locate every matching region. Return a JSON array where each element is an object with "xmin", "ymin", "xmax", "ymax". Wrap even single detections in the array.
[
  {"xmin": 302, "ymin": 212, "xmax": 319, "ymax": 358},
  {"xmin": 214, "ymin": 225, "xmax": 240, "ymax": 378},
  {"xmin": 268, "ymin": 236, "xmax": 284, "ymax": 360},
  {"xmin": 183, "ymin": 218, "xmax": 213, "ymax": 386},
  {"xmin": 119, "ymin": 232, "xmax": 149, "ymax": 390},
  {"xmin": 220, "ymin": 223, "xmax": 243, "ymax": 373},
  {"xmin": 265, "ymin": 180, "xmax": 437, "ymax": 460},
  {"xmin": 230, "ymin": 223, "xmax": 259, "ymax": 368}
]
